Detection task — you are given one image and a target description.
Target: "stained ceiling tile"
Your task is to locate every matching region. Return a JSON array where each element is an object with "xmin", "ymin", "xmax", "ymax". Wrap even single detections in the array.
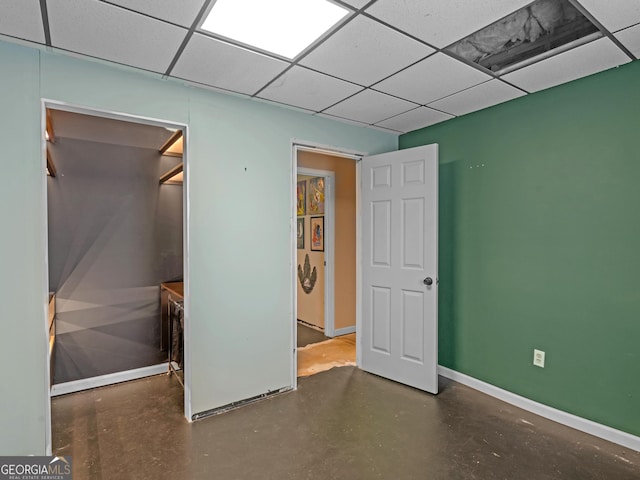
[
  {"xmin": 375, "ymin": 107, "xmax": 454, "ymax": 133},
  {"xmin": 373, "ymin": 53, "xmax": 492, "ymax": 105},
  {"xmin": 0, "ymin": 0, "xmax": 45, "ymax": 44},
  {"xmin": 501, "ymin": 38, "xmax": 631, "ymax": 93},
  {"xmin": 257, "ymin": 66, "xmax": 362, "ymax": 112},
  {"xmin": 47, "ymin": 0, "xmax": 188, "ymax": 73},
  {"xmin": 299, "ymin": 15, "xmax": 434, "ymax": 86},
  {"xmin": 365, "ymin": 0, "xmax": 532, "ymax": 48},
  {"xmin": 615, "ymin": 24, "xmax": 640, "ymax": 57},
  {"xmin": 171, "ymin": 34, "xmax": 289, "ymax": 96},
  {"xmin": 578, "ymin": 0, "xmax": 640, "ymax": 32},
  {"xmin": 323, "ymin": 88, "xmax": 417, "ymax": 124},
  {"xmin": 428, "ymin": 80, "xmax": 525, "ymax": 116},
  {"xmin": 104, "ymin": 0, "xmax": 207, "ymax": 28}
]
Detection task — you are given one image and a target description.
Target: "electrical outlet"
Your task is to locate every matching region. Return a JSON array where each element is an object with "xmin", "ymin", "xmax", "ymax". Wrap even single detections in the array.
[{"xmin": 533, "ymin": 349, "xmax": 545, "ymax": 368}]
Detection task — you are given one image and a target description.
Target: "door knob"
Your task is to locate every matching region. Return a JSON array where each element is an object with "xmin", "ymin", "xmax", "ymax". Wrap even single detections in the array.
[{"xmin": 423, "ymin": 277, "xmax": 433, "ymax": 286}]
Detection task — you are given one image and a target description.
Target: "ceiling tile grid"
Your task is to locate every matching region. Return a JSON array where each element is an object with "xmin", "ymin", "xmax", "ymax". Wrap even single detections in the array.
[
  {"xmin": 256, "ymin": 66, "xmax": 363, "ymax": 112},
  {"xmin": 299, "ymin": 15, "xmax": 434, "ymax": 87},
  {"xmin": 615, "ymin": 24, "xmax": 640, "ymax": 57},
  {"xmin": 428, "ymin": 80, "xmax": 526, "ymax": 117},
  {"xmin": 373, "ymin": 52, "xmax": 493, "ymax": 105},
  {"xmin": 0, "ymin": 0, "xmax": 636, "ymax": 134},
  {"xmin": 102, "ymin": 0, "xmax": 207, "ymax": 28},
  {"xmin": 374, "ymin": 107, "xmax": 454, "ymax": 133},
  {"xmin": 172, "ymin": 33, "xmax": 289, "ymax": 96},
  {"xmin": 323, "ymin": 88, "xmax": 417, "ymax": 124},
  {"xmin": 577, "ymin": 0, "xmax": 640, "ymax": 33},
  {"xmin": 0, "ymin": 0, "xmax": 45, "ymax": 44},
  {"xmin": 364, "ymin": 0, "xmax": 534, "ymax": 48},
  {"xmin": 47, "ymin": 0, "xmax": 188, "ymax": 73},
  {"xmin": 502, "ymin": 38, "xmax": 632, "ymax": 93}
]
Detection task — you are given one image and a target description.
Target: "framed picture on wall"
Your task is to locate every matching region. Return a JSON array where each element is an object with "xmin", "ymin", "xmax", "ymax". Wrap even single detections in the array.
[
  {"xmin": 310, "ymin": 216, "xmax": 324, "ymax": 252},
  {"xmin": 297, "ymin": 180, "xmax": 306, "ymax": 216},
  {"xmin": 308, "ymin": 177, "xmax": 325, "ymax": 214},
  {"xmin": 297, "ymin": 218, "xmax": 305, "ymax": 249}
]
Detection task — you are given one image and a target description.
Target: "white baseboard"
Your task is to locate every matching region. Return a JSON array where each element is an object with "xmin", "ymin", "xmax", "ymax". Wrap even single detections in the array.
[
  {"xmin": 333, "ymin": 326, "xmax": 356, "ymax": 337},
  {"xmin": 51, "ymin": 363, "xmax": 169, "ymax": 397},
  {"xmin": 438, "ymin": 366, "xmax": 640, "ymax": 452}
]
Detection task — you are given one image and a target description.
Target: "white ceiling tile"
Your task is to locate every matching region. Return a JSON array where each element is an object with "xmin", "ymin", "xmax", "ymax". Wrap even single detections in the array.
[
  {"xmin": 375, "ymin": 107, "xmax": 453, "ymax": 133},
  {"xmin": 373, "ymin": 52, "xmax": 492, "ymax": 104},
  {"xmin": 257, "ymin": 66, "xmax": 362, "ymax": 112},
  {"xmin": 299, "ymin": 15, "xmax": 434, "ymax": 86},
  {"xmin": 323, "ymin": 89, "xmax": 416, "ymax": 124},
  {"xmin": 365, "ymin": 0, "xmax": 532, "ymax": 48},
  {"xmin": 105, "ymin": 0, "xmax": 206, "ymax": 28},
  {"xmin": 0, "ymin": 0, "xmax": 45, "ymax": 44},
  {"xmin": 428, "ymin": 80, "xmax": 525, "ymax": 116},
  {"xmin": 502, "ymin": 38, "xmax": 631, "ymax": 93},
  {"xmin": 172, "ymin": 34, "xmax": 289, "ymax": 95},
  {"xmin": 578, "ymin": 0, "xmax": 640, "ymax": 32},
  {"xmin": 615, "ymin": 24, "xmax": 640, "ymax": 57},
  {"xmin": 315, "ymin": 112, "xmax": 369, "ymax": 127},
  {"xmin": 47, "ymin": 0, "xmax": 187, "ymax": 73}
]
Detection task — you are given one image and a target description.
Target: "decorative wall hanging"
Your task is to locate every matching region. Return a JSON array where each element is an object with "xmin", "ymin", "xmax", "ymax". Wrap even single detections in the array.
[
  {"xmin": 308, "ymin": 177, "xmax": 325, "ymax": 214},
  {"xmin": 297, "ymin": 217, "xmax": 305, "ymax": 249},
  {"xmin": 297, "ymin": 180, "xmax": 306, "ymax": 216},
  {"xmin": 298, "ymin": 253, "xmax": 317, "ymax": 294},
  {"xmin": 310, "ymin": 216, "xmax": 324, "ymax": 252}
]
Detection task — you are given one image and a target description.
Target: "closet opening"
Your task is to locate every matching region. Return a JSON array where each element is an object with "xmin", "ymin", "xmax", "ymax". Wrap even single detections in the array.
[{"xmin": 43, "ymin": 102, "xmax": 190, "ymax": 448}]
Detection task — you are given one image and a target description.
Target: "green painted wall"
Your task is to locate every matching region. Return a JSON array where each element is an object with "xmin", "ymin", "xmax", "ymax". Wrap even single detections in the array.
[
  {"xmin": 0, "ymin": 39, "xmax": 397, "ymax": 454},
  {"xmin": 401, "ymin": 61, "xmax": 640, "ymax": 437}
]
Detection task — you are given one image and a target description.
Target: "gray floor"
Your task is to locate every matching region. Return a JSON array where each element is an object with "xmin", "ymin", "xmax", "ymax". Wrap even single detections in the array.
[
  {"xmin": 52, "ymin": 367, "xmax": 640, "ymax": 480},
  {"xmin": 297, "ymin": 322, "xmax": 329, "ymax": 348}
]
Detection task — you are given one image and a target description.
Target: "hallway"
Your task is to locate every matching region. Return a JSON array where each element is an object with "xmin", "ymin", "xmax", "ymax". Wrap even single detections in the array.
[{"xmin": 52, "ymin": 367, "xmax": 640, "ymax": 480}]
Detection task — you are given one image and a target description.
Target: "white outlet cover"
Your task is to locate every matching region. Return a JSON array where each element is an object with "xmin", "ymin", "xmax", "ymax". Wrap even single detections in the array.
[{"xmin": 533, "ymin": 349, "xmax": 545, "ymax": 368}]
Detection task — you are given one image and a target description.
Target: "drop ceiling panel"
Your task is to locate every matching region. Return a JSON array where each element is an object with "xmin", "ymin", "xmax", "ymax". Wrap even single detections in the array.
[
  {"xmin": 299, "ymin": 15, "xmax": 434, "ymax": 86},
  {"xmin": 257, "ymin": 66, "xmax": 362, "ymax": 112},
  {"xmin": 47, "ymin": 0, "xmax": 188, "ymax": 73},
  {"xmin": 428, "ymin": 80, "xmax": 525, "ymax": 117},
  {"xmin": 502, "ymin": 38, "xmax": 631, "ymax": 93},
  {"xmin": 0, "ymin": 0, "xmax": 45, "ymax": 44},
  {"xmin": 323, "ymin": 89, "xmax": 416, "ymax": 124},
  {"xmin": 104, "ymin": 0, "xmax": 207, "ymax": 28},
  {"xmin": 375, "ymin": 107, "xmax": 454, "ymax": 133},
  {"xmin": 172, "ymin": 34, "xmax": 289, "ymax": 95},
  {"xmin": 365, "ymin": 0, "xmax": 533, "ymax": 48},
  {"xmin": 615, "ymin": 24, "xmax": 640, "ymax": 57},
  {"xmin": 373, "ymin": 53, "xmax": 492, "ymax": 105},
  {"xmin": 577, "ymin": 0, "xmax": 640, "ymax": 32},
  {"xmin": 338, "ymin": 0, "xmax": 371, "ymax": 9}
]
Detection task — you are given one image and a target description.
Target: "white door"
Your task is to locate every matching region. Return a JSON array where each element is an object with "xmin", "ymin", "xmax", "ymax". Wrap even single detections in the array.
[{"xmin": 361, "ymin": 144, "xmax": 438, "ymax": 393}]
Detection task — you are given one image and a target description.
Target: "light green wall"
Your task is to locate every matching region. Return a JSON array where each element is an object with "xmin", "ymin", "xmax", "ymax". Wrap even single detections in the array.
[
  {"xmin": 401, "ymin": 60, "xmax": 640, "ymax": 437},
  {"xmin": 0, "ymin": 40, "xmax": 397, "ymax": 454}
]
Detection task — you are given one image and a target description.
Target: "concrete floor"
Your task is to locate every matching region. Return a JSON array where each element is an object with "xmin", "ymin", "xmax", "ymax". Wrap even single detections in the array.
[
  {"xmin": 52, "ymin": 367, "xmax": 640, "ymax": 480},
  {"xmin": 297, "ymin": 322, "xmax": 329, "ymax": 348}
]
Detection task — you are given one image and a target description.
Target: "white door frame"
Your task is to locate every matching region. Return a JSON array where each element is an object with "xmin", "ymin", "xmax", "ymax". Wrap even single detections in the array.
[
  {"xmin": 291, "ymin": 141, "xmax": 363, "ymax": 389},
  {"xmin": 297, "ymin": 167, "xmax": 335, "ymax": 335},
  {"xmin": 41, "ymin": 99, "xmax": 192, "ymax": 454}
]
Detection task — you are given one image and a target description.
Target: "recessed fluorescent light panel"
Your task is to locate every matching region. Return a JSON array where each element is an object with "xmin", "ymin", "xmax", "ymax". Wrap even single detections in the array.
[
  {"xmin": 446, "ymin": 0, "xmax": 601, "ymax": 73},
  {"xmin": 201, "ymin": 0, "xmax": 349, "ymax": 59}
]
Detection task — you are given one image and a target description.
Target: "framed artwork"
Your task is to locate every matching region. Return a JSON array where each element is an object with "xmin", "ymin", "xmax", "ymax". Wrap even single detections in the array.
[
  {"xmin": 310, "ymin": 216, "xmax": 324, "ymax": 252},
  {"xmin": 296, "ymin": 180, "xmax": 306, "ymax": 216},
  {"xmin": 297, "ymin": 218, "xmax": 305, "ymax": 249},
  {"xmin": 308, "ymin": 177, "xmax": 325, "ymax": 215}
]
